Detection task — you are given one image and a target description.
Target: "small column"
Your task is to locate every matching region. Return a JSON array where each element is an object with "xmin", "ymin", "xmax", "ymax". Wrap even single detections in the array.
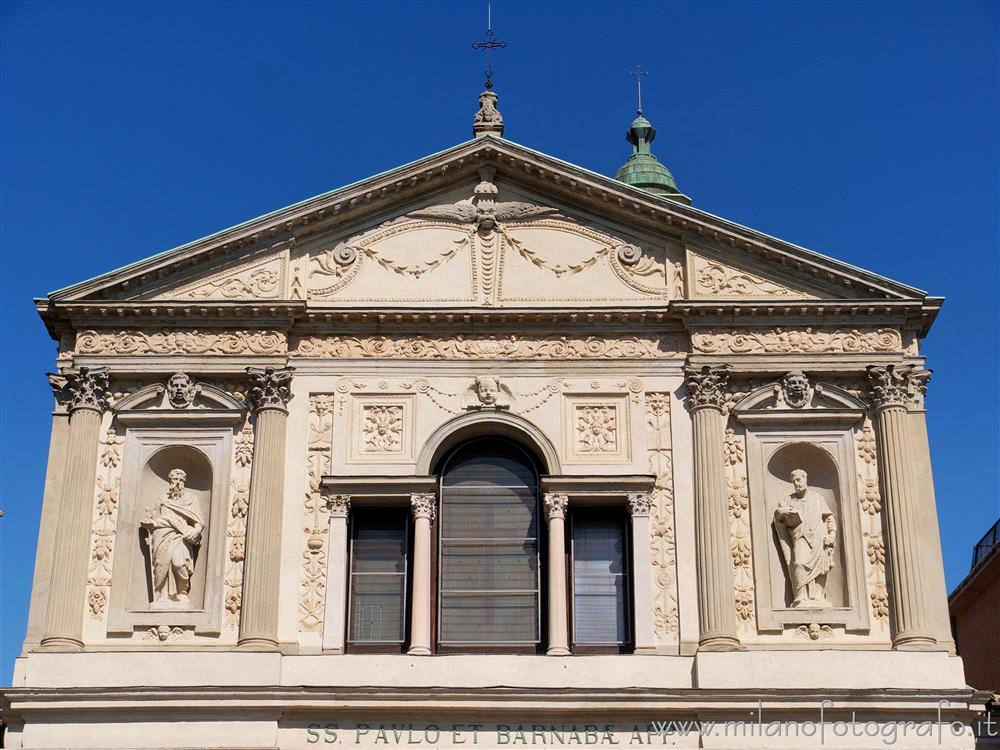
[
  {"xmin": 40, "ymin": 367, "xmax": 110, "ymax": 651},
  {"xmin": 321, "ymin": 494, "xmax": 351, "ymax": 653},
  {"xmin": 627, "ymin": 492, "xmax": 656, "ymax": 654},
  {"xmin": 408, "ymin": 492, "xmax": 436, "ymax": 656},
  {"xmin": 684, "ymin": 365, "xmax": 742, "ymax": 652},
  {"xmin": 543, "ymin": 493, "xmax": 570, "ymax": 656},
  {"xmin": 867, "ymin": 365, "xmax": 939, "ymax": 651},
  {"xmin": 239, "ymin": 366, "xmax": 294, "ymax": 650}
]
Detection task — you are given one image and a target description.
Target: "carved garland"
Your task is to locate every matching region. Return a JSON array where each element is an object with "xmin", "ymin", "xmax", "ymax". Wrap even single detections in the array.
[
  {"xmin": 75, "ymin": 329, "xmax": 287, "ymax": 356},
  {"xmin": 645, "ymin": 392, "xmax": 679, "ymax": 642},
  {"xmin": 224, "ymin": 421, "xmax": 253, "ymax": 630},
  {"xmin": 724, "ymin": 425, "xmax": 755, "ymax": 627},
  {"xmin": 291, "ymin": 333, "xmax": 684, "ymax": 359},
  {"xmin": 691, "ymin": 328, "xmax": 902, "ymax": 355},
  {"xmin": 855, "ymin": 417, "xmax": 889, "ymax": 624},
  {"xmin": 86, "ymin": 425, "xmax": 125, "ymax": 620},
  {"xmin": 299, "ymin": 395, "xmax": 335, "ymax": 632}
]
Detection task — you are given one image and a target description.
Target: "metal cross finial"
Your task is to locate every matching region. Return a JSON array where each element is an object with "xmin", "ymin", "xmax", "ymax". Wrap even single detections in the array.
[
  {"xmin": 629, "ymin": 65, "xmax": 648, "ymax": 115},
  {"xmin": 472, "ymin": 3, "xmax": 507, "ymax": 90}
]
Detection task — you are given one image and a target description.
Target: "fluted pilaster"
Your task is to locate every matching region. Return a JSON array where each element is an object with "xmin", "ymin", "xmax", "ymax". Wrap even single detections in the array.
[
  {"xmin": 543, "ymin": 493, "xmax": 570, "ymax": 655},
  {"xmin": 239, "ymin": 367, "xmax": 294, "ymax": 650},
  {"xmin": 40, "ymin": 367, "xmax": 110, "ymax": 651},
  {"xmin": 408, "ymin": 493, "xmax": 436, "ymax": 656},
  {"xmin": 867, "ymin": 365, "xmax": 938, "ymax": 651},
  {"xmin": 684, "ymin": 365, "xmax": 741, "ymax": 651}
]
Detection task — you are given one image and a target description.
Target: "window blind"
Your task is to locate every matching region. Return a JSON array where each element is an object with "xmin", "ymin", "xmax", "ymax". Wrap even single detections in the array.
[
  {"xmin": 439, "ymin": 440, "xmax": 540, "ymax": 645},
  {"xmin": 348, "ymin": 509, "xmax": 407, "ymax": 644},
  {"xmin": 572, "ymin": 512, "xmax": 629, "ymax": 646}
]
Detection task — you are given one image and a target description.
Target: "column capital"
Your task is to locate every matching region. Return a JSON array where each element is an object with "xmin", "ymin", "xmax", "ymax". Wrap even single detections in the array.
[
  {"xmin": 626, "ymin": 492, "xmax": 653, "ymax": 517},
  {"xmin": 246, "ymin": 366, "xmax": 294, "ymax": 413},
  {"xmin": 543, "ymin": 493, "xmax": 569, "ymax": 522},
  {"xmin": 48, "ymin": 366, "xmax": 111, "ymax": 413},
  {"xmin": 866, "ymin": 365, "xmax": 931, "ymax": 411},
  {"xmin": 325, "ymin": 493, "xmax": 351, "ymax": 519},
  {"xmin": 410, "ymin": 492, "xmax": 437, "ymax": 521},
  {"xmin": 683, "ymin": 364, "xmax": 731, "ymax": 412}
]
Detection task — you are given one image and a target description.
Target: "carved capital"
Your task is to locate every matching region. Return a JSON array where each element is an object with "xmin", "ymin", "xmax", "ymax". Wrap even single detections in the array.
[
  {"xmin": 325, "ymin": 494, "xmax": 351, "ymax": 519},
  {"xmin": 49, "ymin": 366, "xmax": 111, "ymax": 413},
  {"xmin": 410, "ymin": 493, "xmax": 437, "ymax": 521},
  {"xmin": 866, "ymin": 365, "xmax": 931, "ymax": 411},
  {"xmin": 543, "ymin": 493, "xmax": 569, "ymax": 522},
  {"xmin": 626, "ymin": 492, "xmax": 653, "ymax": 517},
  {"xmin": 246, "ymin": 366, "xmax": 294, "ymax": 412},
  {"xmin": 683, "ymin": 364, "xmax": 732, "ymax": 412}
]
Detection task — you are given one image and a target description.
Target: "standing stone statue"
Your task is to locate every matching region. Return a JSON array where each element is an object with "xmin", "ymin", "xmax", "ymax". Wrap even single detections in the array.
[
  {"xmin": 141, "ymin": 468, "xmax": 204, "ymax": 609},
  {"xmin": 773, "ymin": 469, "xmax": 837, "ymax": 607}
]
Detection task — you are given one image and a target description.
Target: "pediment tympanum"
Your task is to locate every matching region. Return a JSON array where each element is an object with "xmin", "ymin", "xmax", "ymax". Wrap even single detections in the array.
[{"xmin": 304, "ymin": 174, "xmax": 682, "ymax": 307}]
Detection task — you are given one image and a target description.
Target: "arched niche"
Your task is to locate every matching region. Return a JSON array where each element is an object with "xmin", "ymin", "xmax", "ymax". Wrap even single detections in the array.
[
  {"xmin": 416, "ymin": 410, "xmax": 561, "ymax": 476},
  {"xmin": 131, "ymin": 445, "xmax": 214, "ymax": 612},
  {"xmin": 765, "ymin": 441, "xmax": 847, "ymax": 610}
]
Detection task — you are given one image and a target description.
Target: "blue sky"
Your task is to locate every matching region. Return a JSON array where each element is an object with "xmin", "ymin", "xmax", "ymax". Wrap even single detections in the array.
[{"xmin": 1, "ymin": 1, "xmax": 996, "ymax": 682}]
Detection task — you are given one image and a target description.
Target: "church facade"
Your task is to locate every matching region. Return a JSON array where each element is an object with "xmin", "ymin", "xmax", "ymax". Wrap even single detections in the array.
[{"xmin": 2, "ymin": 88, "xmax": 983, "ymax": 748}]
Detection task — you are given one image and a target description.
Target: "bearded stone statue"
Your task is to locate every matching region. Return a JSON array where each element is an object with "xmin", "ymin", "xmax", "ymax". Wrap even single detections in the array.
[
  {"xmin": 773, "ymin": 469, "xmax": 837, "ymax": 608},
  {"xmin": 140, "ymin": 468, "xmax": 204, "ymax": 609}
]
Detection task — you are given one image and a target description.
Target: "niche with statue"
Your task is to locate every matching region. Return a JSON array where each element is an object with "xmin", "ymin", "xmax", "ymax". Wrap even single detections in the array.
[
  {"xmin": 107, "ymin": 375, "xmax": 244, "ymax": 635},
  {"xmin": 734, "ymin": 376, "xmax": 870, "ymax": 633}
]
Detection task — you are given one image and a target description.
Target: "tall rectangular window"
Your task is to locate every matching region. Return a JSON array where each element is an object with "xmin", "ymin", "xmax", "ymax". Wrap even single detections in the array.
[
  {"xmin": 348, "ymin": 508, "xmax": 408, "ymax": 648},
  {"xmin": 571, "ymin": 510, "xmax": 630, "ymax": 648}
]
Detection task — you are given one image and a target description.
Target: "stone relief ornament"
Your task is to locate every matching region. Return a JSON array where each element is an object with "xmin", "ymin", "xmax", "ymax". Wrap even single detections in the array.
[
  {"xmin": 75, "ymin": 329, "xmax": 286, "ymax": 356},
  {"xmin": 724, "ymin": 424, "xmax": 754, "ymax": 627},
  {"xmin": 794, "ymin": 623, "xmax": 834, "ymax": 641},
  {"xmin": 776, "ymin": 371, "xmax": 812, "ymax": 409},
  {"xmin": 683, "ymin": 365, "xmax": 732, "ymax": 411},
  {"xmin": 691, "ymin": 327, "xmax": 902, "ymax": 355},
  {"xmin": 690, "ymin": 253, "xmax": 812, "ymax": 299},
  {"xmin": 362, "ymin": 405, "xmax": 404, "ymax": 452},
  {"xmin": 143, "ymin": 625, "xmax": 186, "ymax": 642},
  {"xmin": 49, "ymin": 366, "xmax": 111, "ymax": 412},
  {"xmin": 166, "ymin": 372, "xmax": 201, "ymax": 409},
  {"xmin": 291, "ymin": 333, "xmax": 683, "ymax": 359},
  {"xmin": 299, "ymin": 395, "xmax": 334, "ymax": 633},
  {"xmin": 866, "ymin": 364, "xmax": 931, "ymax": 409},
  {"xmin": 247, "ymin": 366, "xmax": 294, "ymax": 411},
  {"xmin": 140, "ymin": 469, "xmax": 205, "ymax": 610},
  {"xmin": 575, "ymin": 405, "xmax": 618, "ymax": 453},
  {"xmin": 543, "ymin": 493, "xmax": 569, "ymax": 521},
  {"xmin": 462, "ymin": 375, "xmax": 512, "ymax": 410},
  {"xmin": 410, "ymin": 493, "xmax": 437, "ymax": 521},
  {"xmin": 645, "ymin": 392, "xmax": 679, "ymax": 640},
  {"xmin": 773, "ymin": 470, "xmax": 837, "ymax": 608},
  {"xmin": 87, "ymin": 427, "xmax": 125, "ymax": 620},
  {"xmin": 854, "ymin": 415, "xmax": 888, "ymax": 625},
  {"xmin": 626, "ymin": 493, "xmax": 653, "ymax": 517}
]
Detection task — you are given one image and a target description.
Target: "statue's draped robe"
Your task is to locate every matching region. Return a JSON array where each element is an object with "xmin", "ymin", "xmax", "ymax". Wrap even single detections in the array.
[
  {"xmin": 774, "ymin": 490, "xmax": 833, "ymax": 603},
  {"xmin": 149, "ymin": 493, "xmax": 204, "ymax": 600}
]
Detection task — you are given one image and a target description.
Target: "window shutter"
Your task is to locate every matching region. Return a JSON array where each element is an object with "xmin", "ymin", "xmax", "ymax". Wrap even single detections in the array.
[
  {"xmin": 349, "ymin": 509, "xmax": 407, "ymax": 644},
  {"xmin": 572, "ymin": 513, "xmax": 629, "ymax": 646}
]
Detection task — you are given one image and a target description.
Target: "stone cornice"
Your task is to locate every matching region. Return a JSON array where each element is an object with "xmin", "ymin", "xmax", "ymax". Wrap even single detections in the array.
[{"xmin": 42, "ymin": 137, "xmax": 932, "ymax": 307}]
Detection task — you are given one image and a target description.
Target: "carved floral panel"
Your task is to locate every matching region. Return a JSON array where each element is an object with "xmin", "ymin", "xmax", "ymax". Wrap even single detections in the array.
[
  {"xmin": 348, "ymin": 394, "xmax": 415, "ymax": 463},
  {"xmin": 563, "ymin": 395, "xmax": 630, "ymax": 464}
]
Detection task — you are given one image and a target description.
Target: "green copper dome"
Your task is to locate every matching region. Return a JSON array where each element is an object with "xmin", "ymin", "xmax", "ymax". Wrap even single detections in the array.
[{"xmin": 614, "ymin": 112, "xmax": 689, "ymax": 204}]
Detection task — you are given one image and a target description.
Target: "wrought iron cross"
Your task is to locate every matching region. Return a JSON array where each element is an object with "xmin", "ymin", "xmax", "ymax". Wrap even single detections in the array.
[
  {"xmin": 629, "ymin": 65, "xmax": 648, "ymax": 115},
  {"xmin": 472, "ymin": 4, "xmax": 507, "ymax": 90}
]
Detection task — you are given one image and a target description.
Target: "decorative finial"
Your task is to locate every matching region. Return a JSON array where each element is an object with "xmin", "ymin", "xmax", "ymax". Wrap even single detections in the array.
[
  {"xmin": 471, "ymin": 4, "xmax": 506, "ymax": 138},
  {"xmin": 629, "ymin": 65, "xmax": 648, "ymax": 115},
  {"xmin": 472, "ymin": 3, "xmax": 507, "ymax": 91}
]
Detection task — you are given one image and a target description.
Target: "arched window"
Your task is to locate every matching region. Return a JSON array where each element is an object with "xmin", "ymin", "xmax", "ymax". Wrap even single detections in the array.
[{"xmin": 437, "ymin": 438, "xmax": 541, "ymax": 649}]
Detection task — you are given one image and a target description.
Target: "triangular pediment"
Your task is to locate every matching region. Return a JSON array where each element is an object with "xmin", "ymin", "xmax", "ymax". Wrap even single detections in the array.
[{"xmin": 46, "ymin": 137, "xmax": 928, "ymax": 308}]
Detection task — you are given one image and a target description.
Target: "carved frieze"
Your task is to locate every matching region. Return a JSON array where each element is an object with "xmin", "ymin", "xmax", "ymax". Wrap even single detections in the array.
[
  {"xmin": 167, "ymin": 255, "xmax": 284, "ymax": 300},
  {"xmin": 692, "ymin": 327, "xmax": 903, "ymax": 355},
  {"xmin": 291, "ymin": 333, "xmax": 684, "ymax": 359},
  {"xmin": 75, "ymin": 329, "xmax": 287, "ymax": 356}
]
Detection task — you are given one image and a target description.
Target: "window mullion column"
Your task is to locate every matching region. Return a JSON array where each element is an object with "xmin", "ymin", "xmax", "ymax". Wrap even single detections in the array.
[
  {"xmin": 627, "ymin": 493, "xmax": 656, "ymax": 654},
  {"xmin": 408, "ymin": 492, "xmax": 436, "ymax": 656},
  {"xmin": 321, "ymin": 494, "xmax": 350, "ymax": 653},
  {"xmin": 543, "ymin": 493, "xmax": 570, "ymax": 655}
]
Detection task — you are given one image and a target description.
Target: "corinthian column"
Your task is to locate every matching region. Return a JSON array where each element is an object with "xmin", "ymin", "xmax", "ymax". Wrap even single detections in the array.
[
  {"xmin": 408, "ymin": 492, "xmax": 436, "ymax": 656},
  {"xmin": 684, "ymin": 365, "xmax": 741, "ymax": 652},
  {"xmin": 867, "ymin": 365, "xmax": 938, "ymax": 651},
  {"xmin": 627, "ymin": 493, "xmax": 656, "ymax": 654},
  {"xmin": 238, "ymin": 366, "xmax": 294, "ymax": 650},
  {"xmin": 321, "ymin": 494, "xmax": 351, "ymax": 653},
  {"xmin": 41, "ymin": 367, "xmax": 110, "ymax": 651},
  {"xmin": 543, "ymin": 493, "xmax": 570, "ymax": 655}
]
